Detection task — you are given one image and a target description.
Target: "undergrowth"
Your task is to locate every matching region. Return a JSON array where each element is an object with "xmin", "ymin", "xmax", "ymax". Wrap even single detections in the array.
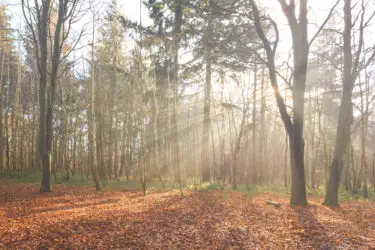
[{"xmin": 1, "ymin": 169, "xmax": 374, "ymax": 202}]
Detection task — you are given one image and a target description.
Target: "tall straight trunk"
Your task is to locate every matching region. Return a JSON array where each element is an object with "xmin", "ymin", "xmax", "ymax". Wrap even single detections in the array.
[
  {"xmin": 39, "ymin": 63, "xmax": 50, "ymax": 191},
  {"xmin": 52, "ymin": 135, "xmax": 58, "ymax": 182},
  {"xmin": 44, "ymin": 0, "xmax": 65, "ymax": 190},
  {"xmin": 20, "ymin": 0, "xmax": 52, "ymax": 190},
  {"xmin": 119, "ymin": 117, "xmax": 126, "ymax": 177},
  {"xmin": 194, "ymin": 101, "xmax": 199, "ymax": 185},
  {"xmin": 350, "ymin": 145, "xmax": 357, "ymax": 193},
  {"xmin": 289, "ymin": 23, "xmax": 308, "ymax": 205},
  {"xmin": 359, "ymin": 73, "xmax": 368, "ymax": 198},
  {"xmin": 112, "ymin": 52, "xmax": 120, "ymax": 180},
  {"xmin": 113, "ymin": 120, "xmax": 119, "ymax": 179},
  {"xmin": 11, "ymin": 52, "xmax": 21, "ymax": 173},
  {"xmin": 40, "ymin": 0, "xmax": 65, "ymax": 192},
  {"xmin": 252, "ymin": 62, "xmax": 257, "ymax": 183},
  {"xmin": 232, "ymin": 106, "xmax": 248, "ymax": 190},
  {"xmin": 59, "ymin": 84, "xmax": 69, "ymax": 180},
  {"xmin": 125, "ymin": 102, "xmax": 133, "ymax": 181},
  {"xmin": 201, "ymin": 1, "xmax": 213, "ymax": 182},
  {"xmin": 20, "ymin": 110, "xmax": 25, "ymax": 176},
  {"xmin": 284, "ymin": 133, "xmax": 289, "ymax": 188},
  {"xmin": 72, "ymin": 112, "xmax": 77, "ymax": 176},
  {"xmin": 107, "ymin": 91, "xmax": 114, "ymax": 180},
  {"xmin": 140, "ymin": 122, "xmax": 146, "ymax": 196},
  {"xmin": 96, "ymin": 113, "xmax": 105, "ymax": 180},
  {"xmin": 284, "ymin": 82, "xmax": 288, "ymax": 188},
  {"xmin": 5, "ymin": 55, "xmax": 10, "ymax": 175},
  {"xmin": 30, "ymin": 72, "xmax": 36, "ymax": 169},
  {"xmin": 259, "ymin": 61, "xmax": 266, "ymax": 183},
  {"xmin": 311, "ymin": 59, "xmax": 320, "ymax": 189},
  {"xmin": 172, "ymin": 0, "xmax": 183, "ymax": 197},
  {"xmin": 209, "ymin": 115, "xmax": 217, "ymax": 184},
  {"xmin": 324, "ymin": 0, "xmax": 355, "ymax": 206},
  {"xmin": 151, "ymin": 80, "xmax": 163, "ymax": 184},
  {"xmin": 88, "ymin": 11, "xmax": 102, "ymax": 191},
  {"xmin": 0, "ymin": 49, "xmax": 4, "ymax": 169},
  {"xmin": 309, "ymin": 95, "xmax": 316, "ymax": 189}
]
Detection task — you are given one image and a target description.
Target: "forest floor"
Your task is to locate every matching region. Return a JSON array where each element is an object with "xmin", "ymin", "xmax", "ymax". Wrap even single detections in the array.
[{"xmin": 0, "ymin": 182, "xmax": 375, "ymax": 249}]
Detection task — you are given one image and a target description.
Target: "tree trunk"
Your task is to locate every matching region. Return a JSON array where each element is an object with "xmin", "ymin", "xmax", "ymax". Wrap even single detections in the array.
[
  {"xmin": 252, "ymin": 62, "xmax": 257, "ymax": 184},
  {"xmin": 250, "ymin": 0, "xmax": 308, "ymax": 205},
  {"xmin": 88, "ymin": 10, "xmax": 102, "ymax": 191},
  {"xmin": 372, "ymin": 153, "xmax": 375, "ymax": 194},
  {"xmin": 289, "ymin": 4, "xmax": 308, "ymax": 205},
  {"xmin": 359, "ymin": 68, "xmax": 369, "ymax": 198},
  {"xmin": 324, "ymin": 0, "xmax": 355, "ymax": 206},
  {"xmin": 201, "ymin": 1, "xmax": 212, "ymax": 183},
  {"xmin": 0, "ymin": 50, "xmax": 4, "ymax": 170},
  {"xmin": 232, "ymin": 104, "xmax": 248, "ymax": 190},
  {"xmin": 173, "ymin": 0, "xmax": 183, "ymax": 197},
  {"xmin": 259, "ymin": 61, "xmax": 266, "ymax": 184}
]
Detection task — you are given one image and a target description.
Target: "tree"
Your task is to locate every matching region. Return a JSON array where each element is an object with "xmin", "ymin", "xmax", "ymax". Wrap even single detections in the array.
[
  {"xmin": 0, "ymin": 4, "xmax": 13, "ymax": 171},
  {"xmin": 187, "ymin": 0, "xmax": 260, "ymax": 183},
  {"xmin": 249, "ymin": 0, "xmax": 339, "ymax": 205},
  {"xmin": 325, "ymin": 0, "xmax": 375, "ymax": 206},
  {"xmin": 201, "ymin": 0, "xmax": 213, "ymax": 183},
  {"xmin": 88, "ymin": 1, "xmax": 102, "ymax": 191},
  {"xmin": 250, "ymin": 0, "xmax": 309, "ymax": 205},
  {"xmin": 22, "ymin": 0, "xmax": 86, "ymax": 192}
]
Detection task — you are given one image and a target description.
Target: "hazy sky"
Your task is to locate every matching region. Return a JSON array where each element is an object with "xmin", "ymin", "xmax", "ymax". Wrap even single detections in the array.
[
  {"xmin": 3, "ymin": 0, "xmax": 374, "ymax": 62},
  {"xmin": 4, "ymin": 0, "xmax": 345, "ymax": 32}
]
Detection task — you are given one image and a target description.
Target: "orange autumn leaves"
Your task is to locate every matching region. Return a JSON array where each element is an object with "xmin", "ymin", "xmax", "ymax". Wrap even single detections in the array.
[{"xmin": 0, "ymin": 183, "xmax": 374, "ymax": 249}]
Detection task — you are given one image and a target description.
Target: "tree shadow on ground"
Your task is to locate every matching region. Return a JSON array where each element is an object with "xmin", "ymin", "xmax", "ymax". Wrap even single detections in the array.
[
  {"xmin": 292, "ymin": 205, "xmax": 333, "ymax": 249},
  {"xmin": 4, "ymin": 198, "xmax": 121, "ymax": 218},
  {"xmin": 0, "ymin": 182, "xmax": 122, "ymax": 218},
  {"xmin": 2, "ymin": 186, "xmax": 374, "ymax": 249},
  {"xmin": 2, "ymin": 191, "xmax": 253, "ymax": 249}
]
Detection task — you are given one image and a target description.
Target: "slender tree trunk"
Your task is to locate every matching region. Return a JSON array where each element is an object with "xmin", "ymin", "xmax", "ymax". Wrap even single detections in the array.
[
  {"xmin": 372, "ymin": 153, "xmax": 375, "ymax": 194},
  {"xmin": 11, "ymin": 53, "xmax": 21, "ymax": 174},
  {"xmin": 5, "ymin": 55, "xmax": 11, "ymax": 176},
  {"xmin": 359, "ymin": 70, "xmax": 369, "ymax": 198},
  {"xmin": 152, "ymin": 79, "xmax": 163, "ymax": 185},
  {"xmin": 201, "ymin": 1, "xmax": 212, "ymax": 182},
  {"xmin": 259, "ymin": 61, "xmax": 266, "ymax": 183},
  {"xmin": 0, "ymin": 49, "xmax": 4, "ymax": 170},
  {"xmin": 284, "ymin": 134, "xmax": 289, "ymax": 188},
  {"xmin": 289, "ymin": 28, "xmax": 308, "ymax": 206},
  {"xmin": 38, "ymin": 0, "xmax": 52, "ymax": 192},
  {"xmin": 173, "ymin": 0, "xmax": 183, "ymax": 197},
  {"xmin": 324, "ymin": 0, "xmax": 355, "ymax": 206},
  {"xmin": 140, "ymin": 122, "xmax": 146, "ymax": 196},
  {"xmin": 252, "ymin": 63, "xmax": 257, "ymax": 184},
  {"xmin": 88, "ymin": 10, "xmax": 102, "ymax": 191},
  {"xmin": 232, "ymin": 105, "xmax": 248, "ymax": 190},
  {"xmin": 119, "ymin": 120, "xmax": 126, "ymax": 177},
  {"xmin": 250, "ymin": 0, "xmax": 308, "ymax": 205}
]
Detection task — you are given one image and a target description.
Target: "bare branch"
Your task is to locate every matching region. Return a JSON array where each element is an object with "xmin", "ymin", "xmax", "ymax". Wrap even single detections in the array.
[
  {"xmin": 249, "ymin": 0, "xmax": 293, "ymax": 136},
  {"xmin": 352, "ymin": 0, "xmax": 366, "ymax": 79},
  {"xmin": 308, "ymin": 0, "xmax": 340, "ymax": 48}
]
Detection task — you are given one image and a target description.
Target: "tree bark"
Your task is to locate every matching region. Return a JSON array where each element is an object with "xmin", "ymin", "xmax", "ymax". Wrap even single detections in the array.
[
  {"xmin": 324, "ymin": 0, "xmax": 355, "ymax": 206},
  {"xmin": 250, "ymin": 0, "xmax": 308, "ymax": 205},
  {"xmin": 88, "ymin": 8, "xmax": 102, "ymax": 191},
  {"xmin": 0, "ymin": 49, "xmax": 4, "ymax": 170},
  {"xmin": 252, "ymin": 62, "xmax": 257, "ymax": 184},
  {"xmin": 172, "ymin": 0, "xmax": 183, "ymax": 197},
  {"xmin": 201, "ymin": 0, "xmax": 213, "ymax": 183}
]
